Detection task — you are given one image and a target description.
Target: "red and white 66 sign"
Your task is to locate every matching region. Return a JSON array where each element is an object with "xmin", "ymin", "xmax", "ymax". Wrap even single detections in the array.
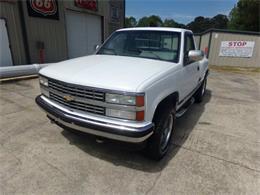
[
  {"xmin": 30, "ymin": 0, "xmax": 57, "ymax": 15},
  {"xmin": 27, "ymin": 0, "xmax": 59, "ymax": 20}
]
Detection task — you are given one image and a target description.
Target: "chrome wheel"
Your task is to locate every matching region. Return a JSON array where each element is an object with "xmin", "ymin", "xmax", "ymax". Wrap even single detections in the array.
[
  {"xmin": 145, "ymin": 103, "xmax": 176, "ymax": 160},
  {"xmin": 195, "ymin": 77, "xmax": 207, "ymax": 103},
  {"xmin": 160, "ymin": 114, "xmax": 174, "ymax": 151},
  {"xmin": 201, "ymin": 79, "xmax": 206, "ymax": 96},
  {"xmin": 202, "ymin": 81, "xmax": 206, "ymax": 95}
]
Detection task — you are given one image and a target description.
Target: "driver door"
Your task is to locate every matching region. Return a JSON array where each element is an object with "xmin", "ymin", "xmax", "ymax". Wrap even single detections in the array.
[{"xmin": 182, "ymin": 33, "xmax": 200, "ymax": 99}]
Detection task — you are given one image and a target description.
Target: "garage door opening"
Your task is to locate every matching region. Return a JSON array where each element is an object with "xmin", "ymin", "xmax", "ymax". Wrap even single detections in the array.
[
  {"xmin": 0, "ymin": 19, "xmax": 13, "ymax": 67},
  {"xmin": 65, "ymin": 11, "xmax": 102, "ymax": 59}
]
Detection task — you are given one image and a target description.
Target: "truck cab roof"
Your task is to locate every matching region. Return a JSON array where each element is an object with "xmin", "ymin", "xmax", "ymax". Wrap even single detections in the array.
[{"xmin": 117, "ymin": 27, "xmax": 193, "ymax": 34}]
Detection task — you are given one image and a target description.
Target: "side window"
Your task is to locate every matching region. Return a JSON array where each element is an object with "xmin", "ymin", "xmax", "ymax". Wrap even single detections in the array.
[
  {"xmin": 184, "ymin": 34, "xmax": 195, "ymax": 64},
  {"xmin": 185, "ymin": 34, "xmax": 195, "ymax": 53}
]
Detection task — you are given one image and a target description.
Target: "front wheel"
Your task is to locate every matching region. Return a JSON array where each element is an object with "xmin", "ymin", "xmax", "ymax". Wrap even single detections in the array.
[{"xmin": 145, "ymin": 104, "xmax": 176, "ymax": 160}]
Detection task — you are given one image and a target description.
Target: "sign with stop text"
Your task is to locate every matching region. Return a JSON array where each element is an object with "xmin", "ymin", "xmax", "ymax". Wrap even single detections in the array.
[
  {"xmin": 219, "ymin": 41, "xmax": 255, "ymax": 58},
  {"xmin": 27, "ymin": 0, "xmax": 59, "ymax": 20}
]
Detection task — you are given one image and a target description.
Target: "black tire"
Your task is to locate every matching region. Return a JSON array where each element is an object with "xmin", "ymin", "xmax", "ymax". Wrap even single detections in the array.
[
  {"xmin": 145, "ymin": 102, "xmax": 176, "ymax": 160},
  {"xmin": 195, "ymin": 76, "xmax": 207, "ymax": 103}
]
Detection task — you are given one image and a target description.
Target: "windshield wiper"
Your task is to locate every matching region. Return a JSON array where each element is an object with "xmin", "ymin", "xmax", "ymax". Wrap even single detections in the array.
[
  {"xmin": 144, "ymin": 51, "xmax": 161, "ymax": 60},
  {"xmin": 100, "ymin": 48, "xmax": 118, "ymax": 55}
]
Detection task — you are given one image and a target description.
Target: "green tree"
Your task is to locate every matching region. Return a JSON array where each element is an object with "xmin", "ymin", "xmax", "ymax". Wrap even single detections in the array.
[
  {"xmin": 137, "ymin": 15, "xmax": 163, "ymax": 27},
  {"xmin": 137, "ymin": 16, "xmax": 149, "ymax": 27},
  {"xmin": 211, "ymin": 14, "xmax": 228, "ymax": 29},
  {"xmin": 186, "ymin": 14, "xmax": 228, "ymax": 33},
  {"xmin": 125, "ymin": 16, "xmax": 137, "ymax": 28},
  {"xmin": 186, "ymin": 16, "xmax": 212, "ymax": 33},
  {"xmin": 228, "ymin": 0, "xmax": 260, "ymax": 31},
  {"xmin": 163, "ymin": 18, "xmax": 186, "ymax": 28},
  {"xmin": 163, "ymin": 19, "xmax": 177, "ymax": 27},
  {"xmin": 175, "ymin": 23, "xmax": 186, "ymax": 29}
]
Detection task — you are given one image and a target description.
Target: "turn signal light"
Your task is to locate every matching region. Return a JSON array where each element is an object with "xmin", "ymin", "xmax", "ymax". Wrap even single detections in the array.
[
  {"xmin": 136, "ymin": 96, "xmax": 145, "ymax": 107},
  {"xmin": 136, "ymin": 111, "xmax": 145, "ymax": 121}
]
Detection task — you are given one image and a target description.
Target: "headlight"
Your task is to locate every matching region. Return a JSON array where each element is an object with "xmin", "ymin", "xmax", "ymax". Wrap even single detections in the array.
[
  {"xmin": 39, "ymin": 76, "xmax": 49, "ymax": 97},
  {"xmin": 39, "ymin": 76, "xmax": 48, "ymax": 87},
  {"xmin": 106, "ymin": 109, "xmax": 144, "ymax": 121},
  {"xmin": 105, "ymin": 93, "xmax": 145, "ymax": 121},
  {"xmin": 106, "ymin": 109, "xmax": 136, "ymax": 120},
  {"xmin": 40, "ymin": 86, "xmax": 49, "ymax": 97},
  {"xmin": 105, "ymin": 93, "xmax": 136, "ymax": 105}
]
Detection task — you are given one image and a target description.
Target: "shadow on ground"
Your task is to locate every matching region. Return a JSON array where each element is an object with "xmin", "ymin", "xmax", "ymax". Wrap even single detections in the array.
[{"xmin": 61, "ymin": 90, "xmax": 212, "ymax": 173}]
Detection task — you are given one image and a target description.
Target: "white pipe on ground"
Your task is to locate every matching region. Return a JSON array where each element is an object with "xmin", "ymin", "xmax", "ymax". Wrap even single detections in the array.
[{"xmin": 0, "ymin": 64, "xmax": 49, "ymax": 79}]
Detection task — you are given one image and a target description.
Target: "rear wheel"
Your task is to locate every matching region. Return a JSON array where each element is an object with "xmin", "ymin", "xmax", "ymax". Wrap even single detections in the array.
[{"xmin": 145, "ymin": 103, "xmax": 176, "ymax": 160}]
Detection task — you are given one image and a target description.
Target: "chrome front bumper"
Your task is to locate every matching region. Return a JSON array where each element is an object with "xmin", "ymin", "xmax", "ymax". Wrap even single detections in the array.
[{"xmin": 35, "ymin": 95, "xmax": 154, "ymax": 143}]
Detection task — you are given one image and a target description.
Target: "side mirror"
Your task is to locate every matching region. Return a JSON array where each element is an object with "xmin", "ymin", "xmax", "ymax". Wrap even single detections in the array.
[
  {"xmin": 188, "ymin": 50, "xmax": 204, "ymax": 62},
  {"xmin": 94, "ymin": 44, "xmax": 100, "ymax": 51}
]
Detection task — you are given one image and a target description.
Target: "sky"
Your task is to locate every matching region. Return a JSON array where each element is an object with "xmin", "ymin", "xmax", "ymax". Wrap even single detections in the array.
[{"xmin": 126, "ymin": 0, "xmax": 238, "ymax": 24}]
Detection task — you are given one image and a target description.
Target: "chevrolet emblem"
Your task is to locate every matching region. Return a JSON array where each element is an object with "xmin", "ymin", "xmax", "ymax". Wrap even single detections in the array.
[{"xmin": 63, "ymin": 95, "xmax": 74, "ymax": 102}]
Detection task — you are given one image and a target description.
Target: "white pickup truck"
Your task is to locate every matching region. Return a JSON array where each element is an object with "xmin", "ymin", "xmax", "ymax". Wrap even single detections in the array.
[{"xmin": 36, "ymin": 27, "xmax": 208, "ymax": 159}]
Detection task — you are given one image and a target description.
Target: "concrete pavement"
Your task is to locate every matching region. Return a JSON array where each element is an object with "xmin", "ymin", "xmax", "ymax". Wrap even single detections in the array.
[{"xmin": 0, "ymin": 70, "xmax": 259, "ymax": 194}]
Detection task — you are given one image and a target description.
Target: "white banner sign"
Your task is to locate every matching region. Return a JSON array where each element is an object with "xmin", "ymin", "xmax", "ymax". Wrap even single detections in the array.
[{"xmin": 219, "ymin": 41, "xmax": 255, "ymax": 58}]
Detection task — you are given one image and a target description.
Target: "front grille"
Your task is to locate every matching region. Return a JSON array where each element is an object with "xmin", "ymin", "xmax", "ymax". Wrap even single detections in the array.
[
  {"xmin": 48, "ymin": 79, "xmax": 105, "ymax": 101},
  {"xmin": 48, "ymin": 79, "xmax": 105, "ymax": 115}
]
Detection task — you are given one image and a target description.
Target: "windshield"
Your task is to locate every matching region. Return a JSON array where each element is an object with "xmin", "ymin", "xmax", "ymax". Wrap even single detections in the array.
[{"xmin": 97, "ymin": 30, "xmax": 181, "ymax": 63}]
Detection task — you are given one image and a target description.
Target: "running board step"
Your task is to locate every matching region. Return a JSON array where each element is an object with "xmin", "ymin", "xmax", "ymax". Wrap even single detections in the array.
[{"xmin": 176, "ymin": 97, "xmax": 195, "ymax": 118}]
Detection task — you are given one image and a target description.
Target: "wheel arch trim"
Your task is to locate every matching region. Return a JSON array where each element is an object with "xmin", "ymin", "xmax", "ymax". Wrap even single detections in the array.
[{"xmin": 150, "ymin": 91, "xmax": 179, "ymax": 122}]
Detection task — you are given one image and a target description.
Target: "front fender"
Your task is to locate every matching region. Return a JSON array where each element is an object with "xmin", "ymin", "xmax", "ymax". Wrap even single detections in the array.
[{"xmin": 144, "ymin": 72, "xmax": 181, "ymax": 122}]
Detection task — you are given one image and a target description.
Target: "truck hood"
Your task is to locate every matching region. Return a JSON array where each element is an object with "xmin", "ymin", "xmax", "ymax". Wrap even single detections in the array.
[{"xmin": 39, "ymin": 55, "xmax": 175, "ymax": 92}]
